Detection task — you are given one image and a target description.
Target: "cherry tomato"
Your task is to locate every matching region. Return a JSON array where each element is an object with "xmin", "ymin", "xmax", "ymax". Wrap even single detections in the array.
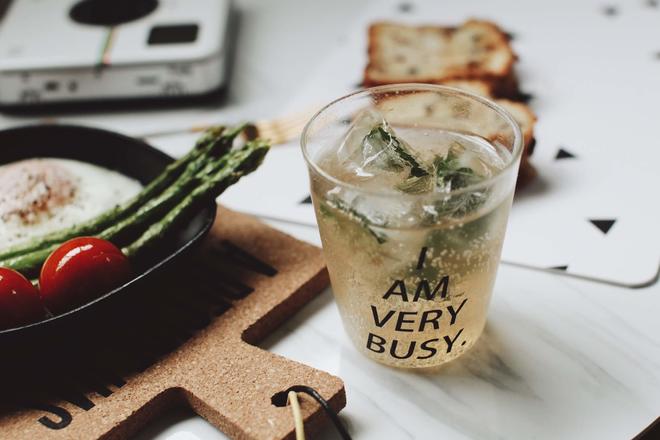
[
  {"xmin": 0, "ymin": 267, "xmax": 44, "ymax": 330},
  {"xmin": 39, "ymin": 237, "xmax": 131, "ymax": 315}
]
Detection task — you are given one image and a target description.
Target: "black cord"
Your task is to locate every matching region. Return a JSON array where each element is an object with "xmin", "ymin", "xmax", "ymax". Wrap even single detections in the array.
[{"xmin": 284, "ymin": 385, "xmax": 352, "ymax": 440}]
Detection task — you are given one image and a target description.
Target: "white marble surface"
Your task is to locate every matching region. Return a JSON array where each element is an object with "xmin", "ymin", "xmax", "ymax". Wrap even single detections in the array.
[{"xmin": 1, "ymin": 0, "xmax": 658, "ymax": 438}]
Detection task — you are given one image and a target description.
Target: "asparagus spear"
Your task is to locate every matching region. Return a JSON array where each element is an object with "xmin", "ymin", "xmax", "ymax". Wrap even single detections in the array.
[
  {"xmin": 0, "ymin": 125, "xmax": 243, "ymax": 261},
  {"xmin": 0, "ymin": 159, "xmax": 212, "ymax": 275},
  {"xmin": 1, "ymin": 139, "xmax": 270, "ymax": 277},
  {"xmin": 96, "ymin": 143, "xmax": 247, "ymax": 244},
  {"xmin": 123, "ymin": 140, "xmax": 269, "ymax": 258}
]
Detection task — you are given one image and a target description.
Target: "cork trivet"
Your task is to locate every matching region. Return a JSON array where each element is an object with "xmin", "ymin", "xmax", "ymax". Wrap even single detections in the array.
[{"xmin": 0, "ymin": 206, "xmax": 345, "ymax": 440}]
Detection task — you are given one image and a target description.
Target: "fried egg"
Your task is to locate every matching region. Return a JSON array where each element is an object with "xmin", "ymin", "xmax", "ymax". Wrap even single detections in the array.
[{"xmin": 0, "ymin": 158, "xmax": 143, "ymax": 247}]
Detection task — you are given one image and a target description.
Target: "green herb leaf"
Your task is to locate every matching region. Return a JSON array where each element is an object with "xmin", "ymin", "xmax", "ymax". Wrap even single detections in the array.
[
  {"xmin": 434, "ymin": 151, "xmax": 481, "ymax": 191},
  {"xmin": 325, "ymin": 197, "xmax": 387, "ymax": 244},
  {"xmin": 395, "ymin": 174, "xmax": 435, "ymax": 194},
  {"xmin": 431, "ymin": 151, "xmax": 488, "ymax": 218},
  {"xmin": 362, "ymin": 123, "xmax": 436, "ymax": 195}
]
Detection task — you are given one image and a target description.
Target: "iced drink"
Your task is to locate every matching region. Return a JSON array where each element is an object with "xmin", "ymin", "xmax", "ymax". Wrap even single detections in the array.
[{"xmin": 302, "ymin": 85, "xmax": 522, "ymax": 368}]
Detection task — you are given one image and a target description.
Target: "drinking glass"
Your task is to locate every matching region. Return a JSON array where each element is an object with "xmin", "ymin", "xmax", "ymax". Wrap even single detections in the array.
[{"xmin": 301, "ymin": 84, "xmax": 523, "ymax": 368}]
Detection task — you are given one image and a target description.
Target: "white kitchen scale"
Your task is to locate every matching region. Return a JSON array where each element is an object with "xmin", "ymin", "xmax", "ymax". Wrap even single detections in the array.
[{"xmin": 0, "ymin": 0, "xmax": 232, "ymax": 106}]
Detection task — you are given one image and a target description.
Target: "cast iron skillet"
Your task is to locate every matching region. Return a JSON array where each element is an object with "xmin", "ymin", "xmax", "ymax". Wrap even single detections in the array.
[{"xmin": 0, "ymin": 125, "xmax": 216, "ymax": 354}]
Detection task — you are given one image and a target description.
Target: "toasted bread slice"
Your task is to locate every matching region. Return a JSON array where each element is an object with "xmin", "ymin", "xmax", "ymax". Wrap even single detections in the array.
[
  {"xmin": 496, "ymin": 99, "xmax": 536, "ymax": 153},
  {"xmin": 364, "ymin": 20, "xmax": 517, "ymax": 96},
  {"xmin": 440, "ymin": 79, "xmax": 536, "ymax": 155},
  {"xmin": 439, "ymin": 79, "xmax": 495, "ymax": 97}
]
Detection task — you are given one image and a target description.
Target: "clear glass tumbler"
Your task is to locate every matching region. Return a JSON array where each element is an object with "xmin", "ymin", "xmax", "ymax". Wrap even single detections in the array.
[{"xmin": 301, "ymin": 84, "xmax": 523, "ymax": 369}]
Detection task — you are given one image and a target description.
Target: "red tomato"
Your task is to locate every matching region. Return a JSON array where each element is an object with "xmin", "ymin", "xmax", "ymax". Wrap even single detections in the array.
[
  {"xmin": 0, "ymin": 267, "xmax": 44, "ymax": 330},
  {"xmin": 39, "ymin": 237, "xmax": 131, "ymax": 315}
]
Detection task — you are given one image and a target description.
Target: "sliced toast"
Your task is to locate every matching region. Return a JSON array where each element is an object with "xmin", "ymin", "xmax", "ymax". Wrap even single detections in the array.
[
  {"xmin": 441, "ymin": 80, "xmax": 537, "ymax": 187},
  {"xmin": 442, "ymin": 79, "xmax": 536, "ymax": 153},
  {"xmin": 364, "ymin": 20, "xmax": 518, "ymax": 97}
]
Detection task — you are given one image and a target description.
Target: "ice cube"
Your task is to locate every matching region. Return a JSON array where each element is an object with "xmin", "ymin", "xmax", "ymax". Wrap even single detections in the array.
[
  {"xmin": 451, "ymin": 141, "xmax": 487, "ymax": 177},
  {"xmin": 336, "ymin": 109, "xmax": 437, "ymax": 193},
  {"xmin": 335, "ymin": 108, "xmax": 387, "ymax": 174},
  {"xmin": 360, "ymin": 123, "xmax": 409, "ymax": 173}
]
